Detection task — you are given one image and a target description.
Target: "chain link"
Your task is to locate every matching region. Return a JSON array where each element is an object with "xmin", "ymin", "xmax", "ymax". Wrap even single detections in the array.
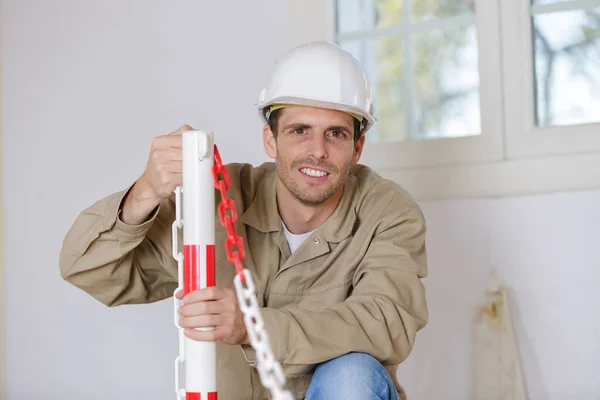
[{"xmin": 213, "ymin": 145, "xmax": 293, "ymax": 400}]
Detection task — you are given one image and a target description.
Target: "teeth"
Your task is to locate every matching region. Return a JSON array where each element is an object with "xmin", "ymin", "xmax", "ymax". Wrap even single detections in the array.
[{"xmin": 301, "ymin": 168, "xmax": 327, "ymax": 177}]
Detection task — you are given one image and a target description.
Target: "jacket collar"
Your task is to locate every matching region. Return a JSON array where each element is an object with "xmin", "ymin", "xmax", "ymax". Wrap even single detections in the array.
[
  {"xmin": 240, "ymin": 166, "xmax": 357, "ymax": 243},
  {"xmin": 319, "ymin": 174, "xmax": 357, "ymax": 243},
  {"xmin": 239, "ymin": 168, "xmax": 281, "ymax": 233}
]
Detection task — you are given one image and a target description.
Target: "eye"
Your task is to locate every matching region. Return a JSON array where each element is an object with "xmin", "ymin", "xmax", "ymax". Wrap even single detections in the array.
[
  {"xmin": 330, "ymin": 130, "xmax": 348, "ymax": 139},
  {"xmin": 293, "ymin": 128, "xmax": 306, "ymax": 135}
]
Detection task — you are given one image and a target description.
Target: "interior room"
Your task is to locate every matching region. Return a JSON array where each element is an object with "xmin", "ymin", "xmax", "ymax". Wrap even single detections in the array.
[{"xmin": 2, "ymin": 0, "xmax": 599, "ymax": 399}]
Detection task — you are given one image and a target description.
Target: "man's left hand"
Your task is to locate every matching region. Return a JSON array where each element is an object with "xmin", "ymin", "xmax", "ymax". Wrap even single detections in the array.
[{"xmin": 177, "ymin": 287, "xmax": 249, "ymax": 345}]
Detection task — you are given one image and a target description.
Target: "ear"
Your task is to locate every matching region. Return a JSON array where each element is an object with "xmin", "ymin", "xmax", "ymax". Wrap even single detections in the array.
[
  {"xmin": 351, "ymin": 134, "xmax": 366, "ymax": 164},
  {"xmin": 263, "ymin": 124, "xmax": 277, "ymax": 159}
]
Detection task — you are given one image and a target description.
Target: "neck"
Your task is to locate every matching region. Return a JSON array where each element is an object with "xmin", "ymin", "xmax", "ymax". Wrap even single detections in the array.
[{"xmin": 276, "ymin": 180, "xmax": 343, "ymax": 234}]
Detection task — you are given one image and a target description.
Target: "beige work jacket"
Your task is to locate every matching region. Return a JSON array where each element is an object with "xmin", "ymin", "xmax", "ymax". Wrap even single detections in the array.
[{"xmin": 59, "ymin": 162, "xmax": 429, "ymax": 400}]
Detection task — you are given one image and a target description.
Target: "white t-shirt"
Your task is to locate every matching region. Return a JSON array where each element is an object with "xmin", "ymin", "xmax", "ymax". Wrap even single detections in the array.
[{"xmin": 282, "ymin": 222, "xmax": 316, "ymax": 254}]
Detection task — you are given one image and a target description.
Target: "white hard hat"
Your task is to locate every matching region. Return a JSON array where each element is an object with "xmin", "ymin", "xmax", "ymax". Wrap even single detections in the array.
[{"xmin": 257, "ymin": 41, "xmax": 376, "ymax": 133}]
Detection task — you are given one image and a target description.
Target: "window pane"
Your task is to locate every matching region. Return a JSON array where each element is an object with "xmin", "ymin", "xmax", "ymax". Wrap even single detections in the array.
[
  {"xmin": 532, "ymin": 8, "xmax": 600, "ymax": 126},
  {"xmin": 336, "ymin": 0, "xmax": 402, "ymax": 33},
  {"xmin": 413, "ymin": 0, "xmax": 475, "ymax": 21},
  {"xmin": 413, "ymin": 24, "xmax": 481, "ymax": 139},
  {"xmin": 375, "ymin": 0, "xmax": 403, "ymax": 28},
  {"xmin": 339, "ymin": 37, "xmax": 407, "ymax": 142}
]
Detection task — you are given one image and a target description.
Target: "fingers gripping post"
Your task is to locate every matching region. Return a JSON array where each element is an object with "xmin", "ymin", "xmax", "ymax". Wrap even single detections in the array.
[{"xmin": 173, "ymin": 131, "xmax": 293, "ymax": 400}]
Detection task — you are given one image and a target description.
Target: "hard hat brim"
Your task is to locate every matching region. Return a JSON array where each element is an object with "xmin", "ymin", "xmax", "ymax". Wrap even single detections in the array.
[{"xmin": 257, "ymin": 96, "xmax": 375, "ymax": 132}]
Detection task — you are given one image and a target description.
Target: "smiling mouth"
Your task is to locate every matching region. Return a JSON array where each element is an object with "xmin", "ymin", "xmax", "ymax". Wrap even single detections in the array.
[{"xmin": 299, "ymin": 167, "xmax": 329, "ymax": 178}]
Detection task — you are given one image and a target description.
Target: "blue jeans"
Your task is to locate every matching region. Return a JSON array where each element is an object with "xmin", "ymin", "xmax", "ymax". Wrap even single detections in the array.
[{"xmin": 305, "ymin": 352, "xmax": 400, "ymax": 400}]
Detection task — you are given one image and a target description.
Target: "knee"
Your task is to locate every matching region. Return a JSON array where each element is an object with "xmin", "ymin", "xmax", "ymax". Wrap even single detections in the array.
[
  {"xmin": 306, "ymin": 352, "xmax": 395, "ymax": 400},
  {"xmin": 317, "ymin": 352, "xmax": 381, "ymax": 379}
]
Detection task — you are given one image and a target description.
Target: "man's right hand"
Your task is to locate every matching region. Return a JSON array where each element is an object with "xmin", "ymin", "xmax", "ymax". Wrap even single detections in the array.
[{"xmin": 120, "ymin": 124, "xmax": 195, "ymax": 225}]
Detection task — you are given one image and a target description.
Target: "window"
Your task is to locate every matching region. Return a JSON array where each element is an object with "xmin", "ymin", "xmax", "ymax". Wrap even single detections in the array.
[
  {"xmin": 289, "ymin": 0, "xmax": 600, "ymax": 199},
  {"xmin": 335, "ymin": 0, "xmax": 481, "ymax": 142},
  {"xmin": 502, "ymin": 0, "xmax": 600, "ymax": 158},
  {"xmin": 330, "ymin": 0, "xmax": 505, "ymax": 171}
]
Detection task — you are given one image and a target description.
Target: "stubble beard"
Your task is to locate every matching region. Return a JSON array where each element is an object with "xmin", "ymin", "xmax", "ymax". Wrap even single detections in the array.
[{"xmin": 276, "ymin": 156, "xmax": 353, "ymax": 206}]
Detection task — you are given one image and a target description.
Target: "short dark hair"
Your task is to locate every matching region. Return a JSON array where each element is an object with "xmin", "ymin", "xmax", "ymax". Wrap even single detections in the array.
[{"xmin": 267, "ymin": 108, "xmax": 363, "ymax": 143}]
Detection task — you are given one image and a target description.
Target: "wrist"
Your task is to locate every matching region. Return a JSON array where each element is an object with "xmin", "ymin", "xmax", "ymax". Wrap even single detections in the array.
[{"xmin": 120, "ymin": 178, "xmax": 161, "ymax": 225}]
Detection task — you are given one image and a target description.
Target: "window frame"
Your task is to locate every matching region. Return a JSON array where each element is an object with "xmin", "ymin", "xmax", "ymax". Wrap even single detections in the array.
[
  {"xmin": 289, "ymin": 0, "xmax": 600, "ymax": 200},
  {"xmin": 501, "ymin": 0, "xmax": 600, "ymax": 159}
]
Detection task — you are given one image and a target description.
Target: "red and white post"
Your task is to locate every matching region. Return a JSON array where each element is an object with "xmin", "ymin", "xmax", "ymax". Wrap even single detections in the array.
[{"xmin": 173, "ymin": 130, "xmax": 217, "ymax": 400}]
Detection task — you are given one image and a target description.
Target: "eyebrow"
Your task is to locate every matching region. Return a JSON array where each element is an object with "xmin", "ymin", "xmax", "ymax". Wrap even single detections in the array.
[{"xmin": 283, "ymin": 122, "xmax": 312, "ymax": 131}]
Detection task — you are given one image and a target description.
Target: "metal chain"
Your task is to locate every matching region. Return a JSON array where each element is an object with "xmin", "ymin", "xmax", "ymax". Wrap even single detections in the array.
[
  {"xmin": 234, "ymin": 269, "xmax": 294, "ymax": 400},
  {"xmin": 213, "ymin": 145, "xmax": 294, "ymax": 400}
]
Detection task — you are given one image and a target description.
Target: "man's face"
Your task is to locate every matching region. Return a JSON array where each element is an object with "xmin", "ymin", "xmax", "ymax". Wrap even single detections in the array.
[{"xmin": 263, "ymin": 105, "xmax": 366, "ymax": 206}]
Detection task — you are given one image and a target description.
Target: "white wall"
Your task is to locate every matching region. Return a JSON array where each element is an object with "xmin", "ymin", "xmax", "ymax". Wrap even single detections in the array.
[
  {"xmin": 396, "ymin": 190, "xmax": 600, "ymax": 399},
  {"xmin": 2, "ymin": 1, "xmax": 287, "ymax": 399},
  {"xmin": 3, "ymin": 1, "xmax": 600, "ymax": 400},
  {"xmin": 0, "ymin": 5, "xmax": 6, "ymax": 397}
]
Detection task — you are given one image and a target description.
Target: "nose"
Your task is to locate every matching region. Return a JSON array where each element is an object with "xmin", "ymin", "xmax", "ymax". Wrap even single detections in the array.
[{"xmin": 307, "ymin": 133, "xmax": 328, "ymax": 160}]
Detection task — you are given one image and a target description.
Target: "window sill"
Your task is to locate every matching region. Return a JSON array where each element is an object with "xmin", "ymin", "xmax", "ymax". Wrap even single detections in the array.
[{"xmin": 374, "ymin": 151, "xmax": 600, "ymax": 201}]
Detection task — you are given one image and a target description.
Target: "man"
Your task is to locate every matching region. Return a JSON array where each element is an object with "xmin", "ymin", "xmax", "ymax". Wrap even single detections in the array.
[{"xmin": 59, "ymin": 41, "xmax": 428, "ymax": 400}]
